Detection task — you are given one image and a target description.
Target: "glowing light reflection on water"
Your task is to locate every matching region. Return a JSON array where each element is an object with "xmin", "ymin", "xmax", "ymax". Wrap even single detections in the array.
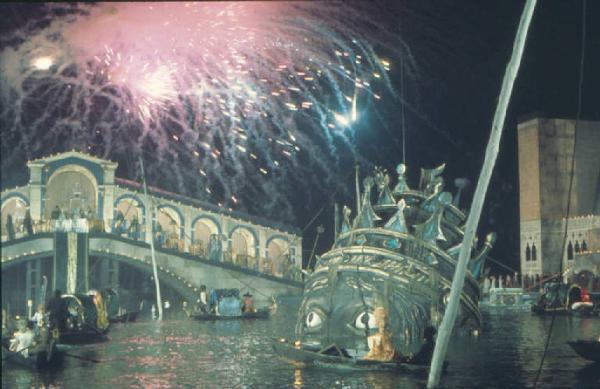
[{"xmin": 2, "ymin": 299, "xmax": 599, "ymax": 388}]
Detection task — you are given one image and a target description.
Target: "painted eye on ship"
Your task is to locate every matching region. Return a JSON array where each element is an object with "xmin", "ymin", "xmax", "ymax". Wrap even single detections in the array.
[
  {"xmin": 354, "ymin": 312, "xmax": 377, "ymax": 330},
  {"xmin": 305, "ymin": 311, "xmax": 323, "ymax": 328}
]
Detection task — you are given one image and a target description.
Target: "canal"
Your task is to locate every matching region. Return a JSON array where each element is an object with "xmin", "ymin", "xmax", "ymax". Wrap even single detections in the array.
[{"xmin": 2, "ymin": 298, "xmax": 599, "ymax": 388}]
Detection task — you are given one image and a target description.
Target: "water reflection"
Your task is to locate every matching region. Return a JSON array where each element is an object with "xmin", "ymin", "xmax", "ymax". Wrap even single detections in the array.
[{"xmin": 2, "ymin": 300, "xmax": 599, "ymax": 388}]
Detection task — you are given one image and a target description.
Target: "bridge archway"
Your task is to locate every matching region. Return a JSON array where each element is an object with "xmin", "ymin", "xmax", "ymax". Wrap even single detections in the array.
[
  {"xmin": 1, "ymin": 195, "xmax": 29, "ymax": 240},
  {"xmin": 229, "ymin": 226, "xmax": 257, "ymax": 268},
  {"xmin": 114, "ymin": 194, "xmax": 146, "ymax": 238},
  {"xmin": 192, "ymin": 215, "xmax": 221, "ymax": 252},
  {"xmin": 156, "ymin": 205, "xmax": 184, "ymax": 239},
  {"xmin": 266, "ymin": 236, "xmax": 291, "ymax": 277},
  {"xmin": 45, "ymin": 165, "xmax": 98, "ymax": 218}
]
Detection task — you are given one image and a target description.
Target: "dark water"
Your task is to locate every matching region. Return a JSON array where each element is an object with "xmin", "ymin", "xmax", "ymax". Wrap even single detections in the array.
[{"xmin": 3, "ymin": 299, "xmax": 599, "ymax": 389}]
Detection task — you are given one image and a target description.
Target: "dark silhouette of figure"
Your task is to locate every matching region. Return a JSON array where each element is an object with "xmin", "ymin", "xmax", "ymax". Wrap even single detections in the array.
[
  {"xmin": 6, "ymin": 215, "xmax": 15, "ymax": 240},
  {"xmin": 409, "ymin": 326, "xmax": 437, "ymax": 365},
  {"xmin": 51, "ymin": 206, "xmax": 61, "ymax": 220},
  {"xmin": 46, "ymin": 290, "xmax": 65, "ymax": 331},
  {"xmin": 24, "ymin": 210, "xmax": 33, "ymax": 236}
]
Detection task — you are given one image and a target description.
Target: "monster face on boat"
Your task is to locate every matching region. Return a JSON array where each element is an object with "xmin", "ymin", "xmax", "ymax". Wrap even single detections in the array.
[{"xmin": 295, "ymin": 164, "xmax": 495, "ymax": 357}]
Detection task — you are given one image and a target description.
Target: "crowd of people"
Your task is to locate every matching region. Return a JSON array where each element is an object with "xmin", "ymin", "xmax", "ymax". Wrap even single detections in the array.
[
  {"xmin": 3, "ymin": 210, "xmax": 33, "ymax": 241},
  {"xmin": 3, "ymin": 207, "xmax": 302, "ymax": 282},
  {"xmin": 3, "ymin": 290, "xmax": 65, "ymax": 358},
  {"xmin": 182, "ymin": 285, "xmax": 256, "ymax": 317}
]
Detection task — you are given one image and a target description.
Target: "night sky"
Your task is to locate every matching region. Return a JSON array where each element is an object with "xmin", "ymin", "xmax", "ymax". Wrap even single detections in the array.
[{"xmin": 1, "ymin": 1, "xmax": 598, "ymax": 273}]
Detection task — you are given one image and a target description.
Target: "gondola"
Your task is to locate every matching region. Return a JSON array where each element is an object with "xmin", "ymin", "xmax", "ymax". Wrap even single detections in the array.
[
  {"xmin": 2, "ymin": 329, "xmax": 62, "ymax": 370},
  {"xmin": 58, "ymin": 329, "xmax": 109, "ymax": 344},
  {"xmin": 57, "ymin": 293, "xmax": 110, "ymax": 345},
  {"xmin": 531, "ymin": 283, "xmax": 598, "ymax": 316},
  {"xmin": 190, "ymin": 308, "xmax": 270, "ymax": 321},
  {"xmin": 109, "ymin": 311, "xmax": 139, "ymax": 324},
  {"xmin": 271, "ymin": 338, "xmax": 440, "ymax": 373},
  {"xmin": 568, "ymin": 339, "xmax": 600, "ymax": 362}
]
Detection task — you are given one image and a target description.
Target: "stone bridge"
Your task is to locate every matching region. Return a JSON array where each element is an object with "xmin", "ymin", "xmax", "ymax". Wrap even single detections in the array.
[
  {"xmin": 1, "ymin": 151, "xmax": 303, "ymax": 311},
  {"xmin": 1, "ymin": 232, "xmax": 302, "ymax": 306}
]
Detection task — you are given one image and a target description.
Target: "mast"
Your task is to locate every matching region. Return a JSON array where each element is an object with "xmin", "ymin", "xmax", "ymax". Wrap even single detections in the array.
[
  {"xmin": 139, "ymin": 156, "xmax": 163, "ymax": 321},
  {"xmin": 334, "ymin": 203, "xmax": 340, "ymax": 241},
  {"xmin": 427, "ymin": 1, "xmax": 537, "ymax": 387},
  {"xmin": 355, "ymin": 162, "xmax": 361, "ymax": 212}
]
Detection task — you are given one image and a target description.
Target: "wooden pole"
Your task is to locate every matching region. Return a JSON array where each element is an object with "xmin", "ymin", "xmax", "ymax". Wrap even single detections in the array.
[
  {"xmin": 355, "ymin": 163, "xmax": 361, "ymax": 212},
  {"xmin": 139, "ymin": 156, "xmax": 163, "ymax": 321},
  {"xmin": 427, "ymin": 1, "xmax": 537, "ymax": 387}
]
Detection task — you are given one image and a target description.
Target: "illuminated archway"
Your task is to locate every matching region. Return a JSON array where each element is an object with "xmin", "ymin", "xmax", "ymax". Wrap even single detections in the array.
[
  {"xmin": 192, "ymin": 216, "xmax": 220, "ymax": 255},
  {"xmin": 156, "ymin": 205, "xmax": 183, "ymax": 239},
  {"xmin": 230, "ymin": 226, "xmax": 257, "ymax": 268},
  {"xmin": 45, "ymin": 166, "xmax": 98, "ymax": 219},
  {"xmin": 1, "ymin": 196, "xmax": 29, "ymax": 239},
  {"xmin": 267, "ymin": 237, "xmax": 290, "ymax": 277},
  {"xmin": 114, "ymin": 195, "xmax": 145, "ymax": 238}
]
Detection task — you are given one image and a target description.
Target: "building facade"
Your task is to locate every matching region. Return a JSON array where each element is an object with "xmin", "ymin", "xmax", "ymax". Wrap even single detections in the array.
[{"xmin": 518, "ymin": 117, "xmax": 600, "ymax": 278}]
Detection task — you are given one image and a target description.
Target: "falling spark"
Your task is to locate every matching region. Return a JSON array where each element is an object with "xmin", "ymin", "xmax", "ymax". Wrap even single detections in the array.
[{"xmin": 0, "ymin": 2, "xmax": 402, "ymax": 222}]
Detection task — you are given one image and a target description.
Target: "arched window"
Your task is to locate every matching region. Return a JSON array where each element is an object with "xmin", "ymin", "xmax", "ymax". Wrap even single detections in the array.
[
  {"xmin": 574, "ymin": 241, "xmax": 580, "ymax": 254},
  {"xmin": 525, "ymin": 243, "xmax": 531, "ymax": 261},
  {"xmin": 531, "ymin": 244, "xmax": 537, "ymax": 261},
  {"xmin": 567, "ymin": 241, "xmax": 574, "ymax": 260},
  {"xmin": 581, "ymin": 240, "xmax": 588, "ymax": 252}
]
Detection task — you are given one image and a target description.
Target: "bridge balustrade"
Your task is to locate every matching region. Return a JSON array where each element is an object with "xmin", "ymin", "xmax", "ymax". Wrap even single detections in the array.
[{"xmin": 2, "ymin": 216, "xmax": 303, "ymax": 282}]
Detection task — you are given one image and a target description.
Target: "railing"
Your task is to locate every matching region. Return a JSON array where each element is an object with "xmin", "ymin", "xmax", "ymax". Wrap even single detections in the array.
[{"xmin": 1, "ymin": 217, "xmax": 303, "ymax": 282}]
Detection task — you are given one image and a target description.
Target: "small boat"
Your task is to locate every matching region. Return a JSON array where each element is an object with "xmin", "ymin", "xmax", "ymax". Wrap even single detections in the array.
[
  {"xmin": 187, "ymin": 288, "xmax": 271, "ymax": 321},
  {"xmin": 568, "ymin": 339, "xmax": 600, "ymax": 362},
  {"xmin": 531, "ymin": 283, "xmax": 598, "ymax": 316},
  {"xmin": 190, "ymin": 308, "xmax": 270, "ymax": 321},
  {"xmin": 109, "ymin": 311, "xmax": 139, "ymax": 324},
  {"xmin": 271, "ymin": 338, "xmax": 440, "ymax": 373},
  {"xmin": 57, "ymin": 293, "xmax": 110, "ymax": 345},
  {"xmin": 2, "ymin": 328, "xmax": 62, "ymax": 370}
]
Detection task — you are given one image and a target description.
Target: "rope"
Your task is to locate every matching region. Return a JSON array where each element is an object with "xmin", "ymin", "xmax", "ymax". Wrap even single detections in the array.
[
  {"xmin": 533, "ymin": 1, "xmax": 587, "ymax": 386},
  {"xmin": 400, "ymin": 55, "xmax": 407, "ymax": 165}
]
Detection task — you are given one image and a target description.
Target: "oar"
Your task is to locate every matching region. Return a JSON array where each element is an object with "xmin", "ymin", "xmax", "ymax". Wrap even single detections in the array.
[
  {"xmin": 62, "ymin": 353, "xmax": 127, "ymax": 364},
  {"xmin": 2, "ymin": 344, "xmax": 35, "ymax": 361},
  {"xmin": 62, "ymin": 352, "xmax": 102, "ymax": 363}
]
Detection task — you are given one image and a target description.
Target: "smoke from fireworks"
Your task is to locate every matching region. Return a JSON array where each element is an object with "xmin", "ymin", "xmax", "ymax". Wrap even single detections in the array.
[{"xmin": 0, "ymin": 2, "xmax": 405, "ymax": 223}]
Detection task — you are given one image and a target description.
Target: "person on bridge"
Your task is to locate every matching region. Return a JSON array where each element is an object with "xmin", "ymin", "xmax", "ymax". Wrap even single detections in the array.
[
  {"xmin": 51, "ymin": 206, "xmax": 60, "ymax": 220},
  {"xmin": 241, "ymin": 292, "xmax": 255, "ymax": 314},
  {"xmin": 24, "ymin": 210, "xmax": 33, "ymax": 236},
  {"xmin": 6, "ymin": 214, "xmax": 15, "ymax": 240}
]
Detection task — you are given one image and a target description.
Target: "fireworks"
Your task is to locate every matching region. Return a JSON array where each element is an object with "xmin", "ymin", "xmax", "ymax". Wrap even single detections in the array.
[{"xmin": 0, "ymin": 2, "xmax": 403, "ymax": 222}]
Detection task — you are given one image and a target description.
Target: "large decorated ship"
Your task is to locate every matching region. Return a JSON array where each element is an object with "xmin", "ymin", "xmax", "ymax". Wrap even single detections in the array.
[{"xmin": 293, "ymin": 163, "xmax": 495, "ymax": 358}]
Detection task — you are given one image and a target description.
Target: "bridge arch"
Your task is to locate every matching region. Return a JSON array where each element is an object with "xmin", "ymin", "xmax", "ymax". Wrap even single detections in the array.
[
  {"xmin": 191, "ymin": 215, "xmax": 221, "ymax": 248},
  {"xmin": 155, "ymin": 204, "xmax": 184, "ymax": 239},
  {"xmin": 91, "ymin": 251, "xmax": 197, "ymax": 302},
  {"xmin": 229, "ymin": 225, "xmax": 258, "ymax": 268},
  {"xmin": 45, "ymin": 165, "xmax": 98, "ymax": 218},
  {"xmin": 1, "ymin": 194, "xmax": 30, "ymax": 240},
  {"xmin": 266, "ymin": 235, "xmax": 291, "ymax": 277},
  {"xmin": 113, "ymin": 194, "xmax": 146, "ymax": 238}
]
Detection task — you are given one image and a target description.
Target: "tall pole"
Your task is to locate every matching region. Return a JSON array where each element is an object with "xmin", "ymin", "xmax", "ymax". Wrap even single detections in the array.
[
  {"xmin": 139, "ymin": 156, "xmax": 163, "ymax": 321},
  {"xmin": 334, "ymin": 203, "xmax": 340, "ymax": 241},
  {"xmin": 355, "ymin": 162, "xmax": 361, "ymax": 212},
  {"xmin": 427, "ymin": 1, "xmax": 537, "ymax": 387}
]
